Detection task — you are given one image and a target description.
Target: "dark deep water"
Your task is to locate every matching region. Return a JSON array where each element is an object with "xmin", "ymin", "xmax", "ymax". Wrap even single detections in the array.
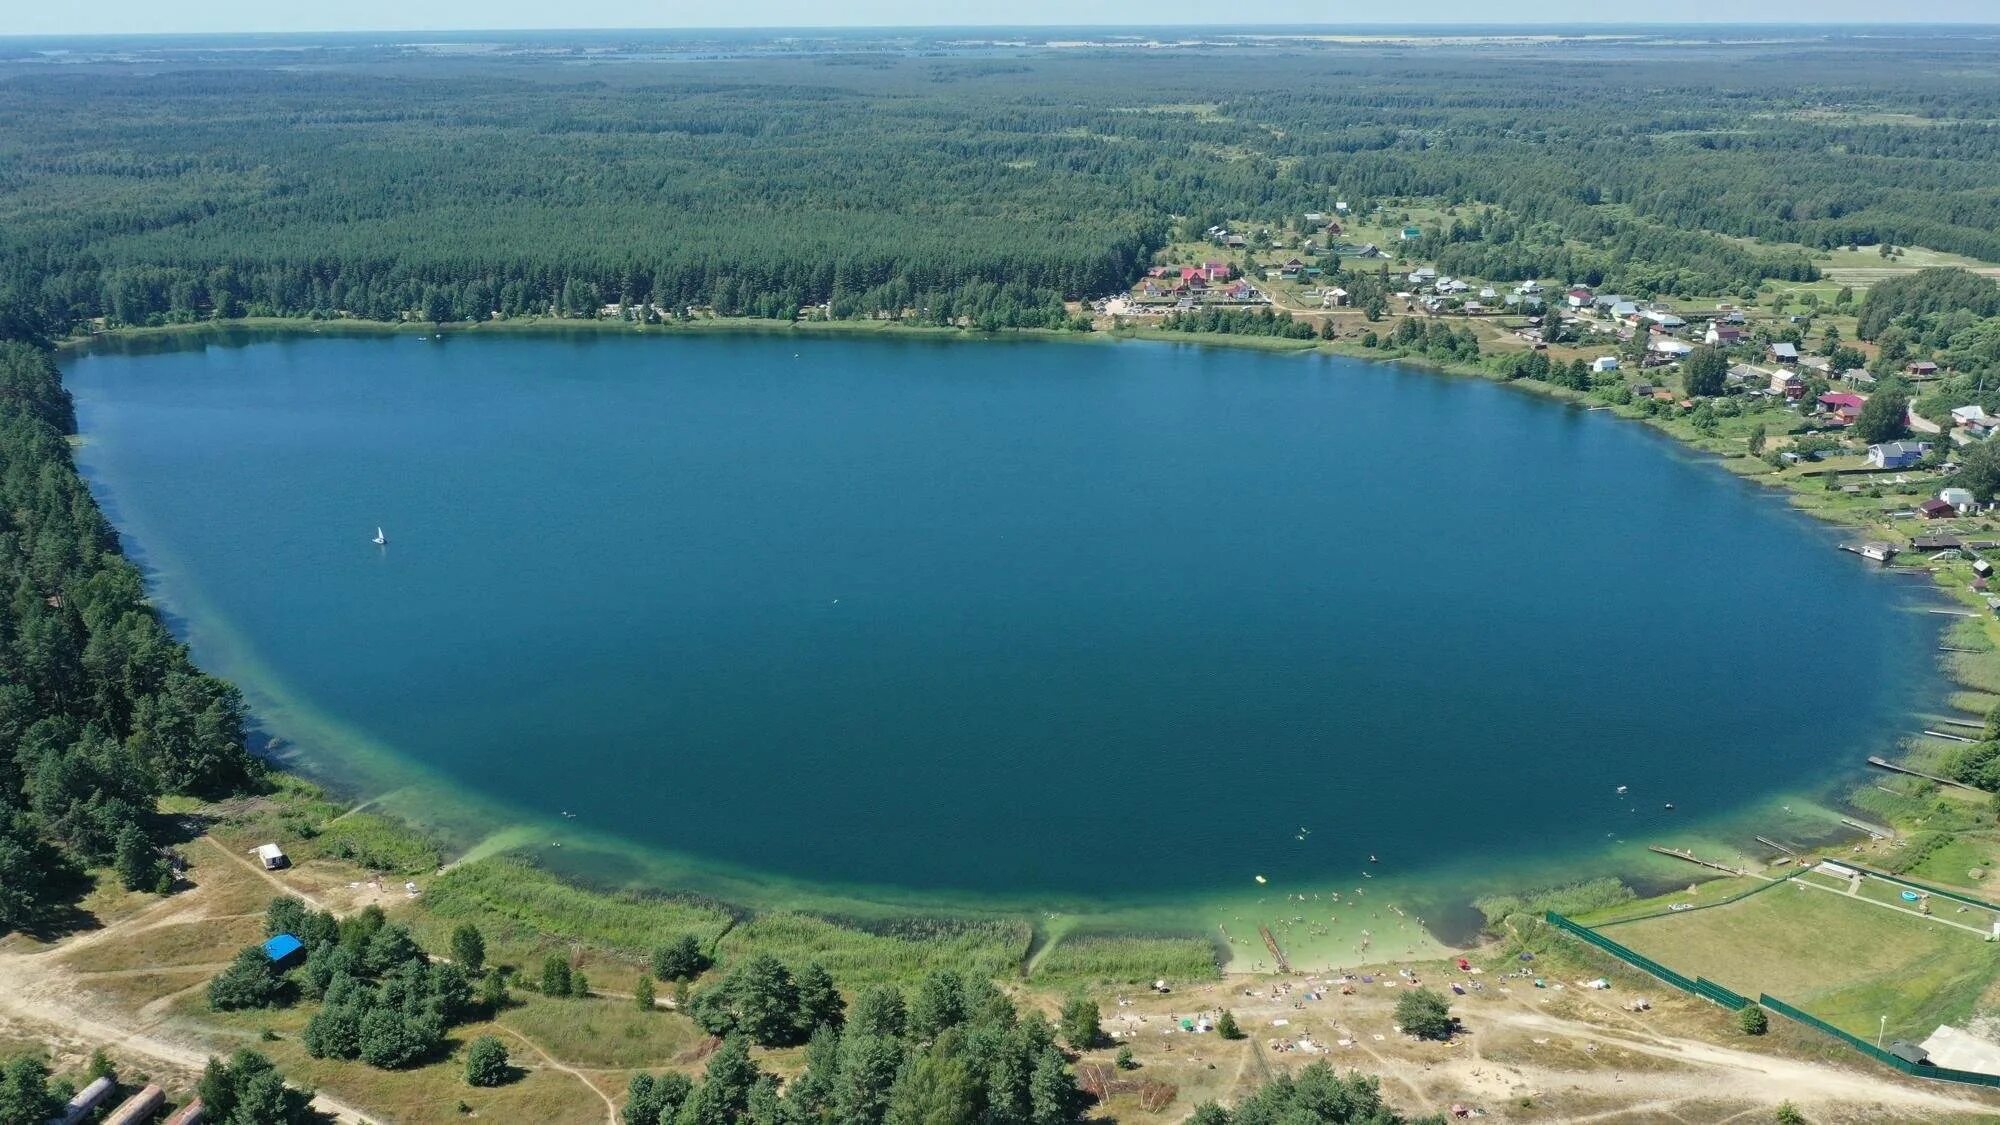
[{"xmin": 64, "ymin": 330, "xmax": 1942, "ymax": 908}]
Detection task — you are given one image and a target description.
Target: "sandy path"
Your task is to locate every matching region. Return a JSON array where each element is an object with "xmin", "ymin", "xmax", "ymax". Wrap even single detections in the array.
[{"xmin": 494, "ymin": 1025, "xmax": 618, "ymax": 1125}]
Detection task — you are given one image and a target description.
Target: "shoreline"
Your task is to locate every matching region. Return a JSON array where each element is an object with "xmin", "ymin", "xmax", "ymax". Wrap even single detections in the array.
[{"xmin": 59, "ymin": 313, "xmax": 1993, "ymax": 973}]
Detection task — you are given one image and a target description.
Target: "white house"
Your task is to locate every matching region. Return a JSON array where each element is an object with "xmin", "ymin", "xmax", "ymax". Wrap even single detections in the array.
[
  {"xmin": 1649, "ymin": 338, "xmax": 1694, "ymax": 357},
  {"xmin": 1952, "ymin": 405, "xmax": 1993, "ymax": 428},
  {"xmin": 1942, "ymin": 487, "xmax": 1978, "ymax": 512},
  {"xmin": 1592, "ymin": 356, "xmax": 1620, "ymax": 374}
]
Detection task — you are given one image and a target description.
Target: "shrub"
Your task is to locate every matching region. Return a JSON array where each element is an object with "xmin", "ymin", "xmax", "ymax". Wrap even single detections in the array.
[
  {"xmin": 1738, "ymin": 1005, "xmax": 1769, "ymax": 1036},
  {"xmin": 1395, "ymin": 988, "xmax": 1454, "ymax": 1041},
  {"xmin": 464, "ymin": 1036, "xmax": 510, "ymax": 1087}
]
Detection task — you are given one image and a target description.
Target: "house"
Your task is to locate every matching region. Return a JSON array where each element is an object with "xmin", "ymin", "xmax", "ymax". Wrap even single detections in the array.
[
  {"xmin": 1517, "ymin": 281, "xmax": 1545, "ymax": 295},
  {"xmin": 1335, "ymin": 201, "xmax": 1350, "ymax": 213},
  {"xmin": 1592, "ymin": 294, "xmax": 1630, "ymax": 311},
  {"xmin": 1819, "ymin": 392, "xmax": 1867, "ymax": 425},
  {"xmin": 1649, "ymin": 338, "xmax": 1693, "ymax": 358},
  {"xmin": 1462, "ymin": 302, "xmax": 1487, "ymax": 315},
  {"xmin": 1203, "ymin": 260, "xmax": 1232, "ymax": 281},
  {"xmin": 1705, "ymin": 324, "xmax": 1745, "ymax": 346},
  {"xmin": 1440, "ymin": 278, "xmax": 1470, "ymax": 294},
  {"xmin": 1800, "ymin": 355, "xmax": 1831, "ymax": 374},
  {"xmin": 1768, "ymin": 342, "xmax": 1799, "ymax": 364},
  {"xmin": 1304, "ymin": 211, "xmax": 1326, "ymax": 225},
  {"xmin": 1608, "ymin": 300, "xmax": 1640, "ymax": 320},
  {"xmin": 1566, "ymin": 287, "xmax": 1594, "ymax": 308},
  {"xmin": 1224, "ymin": 234, "xmax": 1247, "ymax": 248},
  {"xmin": 1640, "ymin": 307, "xmax": 1686, "ymax": 329},
  {"xmin": 1727, "ymin": 363, "xmax": 1766, "ymax": 387},
  {"xmin": 1942, "ymin": 487, "xmax": 1978, "ymax": 512},
  {"xmin": 1920, "ymin": 498, "xmax": 1957, "ymax": 520},
  {"xmin": 1400, "ymin": 225, "xmax": 1423, "ymax": 241},
  {"xmin": 1868, "ymin": 440, "xmax": 1932, "ymax": 469},
  {"xmin": 1953, "ymin": 405, "xmax": 1993, "ymax": 429},
  {"xmin": 1908, "ymin": 360, "xmax": 1940, "ymax": 377},
  {"xmin": 1322, "ymin": 287, "xmax": 1350, "ymax": 308},
  {"xmin": 1409, "ymin": 267, "xmax": 1438, "ymax": 284},
  {"xmin": 1769, "ymin": 370, "xmax": 1804, "ymax": 398},
  {"xmin": 1592, "ymin": 356, "xmax": 1620, "ymax": 374},
  {"xmin": 255, "ymin": 843, "xmax": 288, "ymax": 871},
  {"xmin": 264, "ymin": 932, "xmax": 306, "ymax": 969},
  {"xmin": 1479, "ymin": 286, "xmax": 1498, "ymax": 300},
  {"xmin": 1842, "ymin": 367, "xmax": 1877, "ymax": 387},
  {"xmin": 1279, "ymin": 258, "xmax": 1305, "ymax": 278}
]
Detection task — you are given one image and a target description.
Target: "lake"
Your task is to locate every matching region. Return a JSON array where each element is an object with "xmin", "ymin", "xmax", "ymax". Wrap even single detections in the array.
[{"xmin": 65, "ymin": 329, "xmax": 1942, "ymax": 946}]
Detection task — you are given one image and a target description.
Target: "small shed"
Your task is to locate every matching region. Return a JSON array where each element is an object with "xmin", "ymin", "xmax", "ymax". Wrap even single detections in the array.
[
  {"xmin": 104, "ymin": 1084, "xmax": 166, "ymax": 1125},
  {"xmin": 254, "ymin": 843, "xmax": 287, "ymax": 871},
  {"xmin": 1887, "ymin": 1040, "xmax": 1932, "ymax": 1067},
  {"xmin": 1920, "ymin": 499, "xmax": 1956, "ymax": 520},
  {"xmin": 264, "ymin": 933, "xmax": 305, "ymax": 968}
]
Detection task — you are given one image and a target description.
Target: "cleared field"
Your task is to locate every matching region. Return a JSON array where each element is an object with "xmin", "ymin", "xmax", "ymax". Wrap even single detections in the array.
[{"xmin": 1606, "ymin": 878, "xmax": 2000, "ymax": 1041}]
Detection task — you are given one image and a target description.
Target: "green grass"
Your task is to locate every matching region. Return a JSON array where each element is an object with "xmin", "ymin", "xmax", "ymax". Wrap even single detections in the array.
[
  {"xmin": 713, "ymin": 912, "xmax": 1030, "ymax": 984},
  {"xmin": 1610, "ymin": 879, "xmax": 2000, "ymax": 1040},
  {"xmin": 496, "ymin": 993, "xmax": 706, "ymax": 1070},
  {"xmin": 1027, "ymin": 933, "xmax": 1220, "ymax": 985},
  {"xmin": 418, "ymin": 858, "xmax": 735, "ymax": 956},
  {"xmin": 314, "ymin": 812, "xmax": 442, "ymax": 874}
]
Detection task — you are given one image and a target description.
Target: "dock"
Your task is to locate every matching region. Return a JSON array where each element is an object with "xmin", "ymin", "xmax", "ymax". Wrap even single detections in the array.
[
  {"xmin": 1753, "ymin": 835, "xmax": 1798, "ymax": 856},
  {"xmin": 1840, "ymin": 816, "xmax": 1892, "ymax": 841},
  {"xmin": 1647, "ymin": 845, "xmax": 1744, "ymax": 876},
  {"xmin": 1258, "ymin": 925, "xmax": 1292, "ymax": 974},
  {"xmin": 1867, "ymin": 755, "xmax": 1983, "ymax": 793},
  {"xmin": 1924, "ymin": 729, "xmax": 1977, "ymax": 743}
]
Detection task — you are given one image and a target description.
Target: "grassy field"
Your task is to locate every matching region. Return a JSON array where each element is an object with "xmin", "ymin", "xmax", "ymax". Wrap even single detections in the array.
[{"xmin": 1606, "ymin": 876, "xmax": 2000, "ymax": 1041}]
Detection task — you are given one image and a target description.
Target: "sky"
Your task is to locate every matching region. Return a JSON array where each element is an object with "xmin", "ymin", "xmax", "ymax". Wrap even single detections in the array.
[{"xmin": 4, "ymin": 1, "xmax": 1998, "ymax": 37}]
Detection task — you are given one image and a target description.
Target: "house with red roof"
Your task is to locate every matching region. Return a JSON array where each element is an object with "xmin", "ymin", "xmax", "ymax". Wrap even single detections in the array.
[{"xmin": 1818, "ymin": 392, "xmax": 1867, "ymax": 425}]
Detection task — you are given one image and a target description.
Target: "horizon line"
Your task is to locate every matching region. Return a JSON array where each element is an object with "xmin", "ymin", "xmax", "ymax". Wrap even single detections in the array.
[{"xmin": 9, "ymin": 20, "xmax": 2000, "ymax": 40}]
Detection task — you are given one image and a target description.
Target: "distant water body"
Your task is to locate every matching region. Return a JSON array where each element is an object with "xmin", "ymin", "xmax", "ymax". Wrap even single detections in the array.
[{"xmin": 65, "ymin": 330, "xmax": 1943, "ymax": 939}]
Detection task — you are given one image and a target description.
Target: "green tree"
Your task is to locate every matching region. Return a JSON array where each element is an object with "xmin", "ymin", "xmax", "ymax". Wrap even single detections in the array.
[
  {"xmin": 113, "ymin": 822, "xmax": 167, "ymax": 892},
  {"xmin": 1854, "ymin": 387, "xmax": 1910, "ymax": 444},
  {"xmin": 1747, "ymin": 423, "xmax": 1767, "ymax": 456},
  {"xmin": 478, "ymin": 968, "xmax": 510, "ymax": 1014},
  {"xmin": 1395, "ymin": 988, "xmax": 1454, "ymax": 1041},
  {"xmin": 0, "ymin": 1055, "xmax": 61, "ymax": 1125},
  {"xmin": 1216, "ymin": 1010, "xmax": 1243, "ymax": 1040},
  {"xmin": 652, "ymin": 934, "xmax": 709, "ymax": 981},
  {"xmin": 624, "ymin": 1072, "xmax": 694, "ymax": 1125},
  {"xmin": 449, "ymin": 923, "xmax": 485, "ymax": 974},
  {"xmin": 885, "ymin": 1049, "xmax": 979, "ymax": 1125},
  {"xmin": 464, "ymin": 1035, "xmax": 511, "ymax": 1087},
  {"xmin": 1683, "ymin": 347, "xmax": 1728, "ymax": 397},
  {"xmin": 196, "ymin": 1050, "xmax": 311, "ymax": 1125},
  {"xmin": 1114, "ymin": 1046, "xmax": 1137, "ymax": 1070},
  {"xmin": 1058, "ymin": 993, "xmax": 1101, "ymax": 1051},
  {"xmin": 540, "ymin": 955, "xmax": 573, "ymax": 998},
  {"xmin": 634, "ymin": 973, "xmax": 657, "ymax": 1012},
  {"xmin": 1738, "ymin": 1005, "xmax": 1769, "ymax": 1036},
  {"xmin": 1954, "ymin": 438, "xmax": 2000, "ymax": 502},
  {"xmin": 850, "ymin": 985, "xmax": 908, "ymax": 1039},
  {"xmin": 362, "ymin": 923, "xmax": 422, "ymax": 976},
  {"xmin": 794, "ymin": 962, "xmax": 844, "ymax": 1035},
  {"xmin": 909, "ymin": 970, "xmax": 967, "ymax": 1042},
  {"xmin": 209, "ymin": 945, "xmax": 282, "ymax": 1011}
]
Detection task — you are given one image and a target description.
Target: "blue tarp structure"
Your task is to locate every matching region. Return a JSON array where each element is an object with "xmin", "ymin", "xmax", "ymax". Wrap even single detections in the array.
[{"xmin": 263, "ymin": 933, "xmax": 304, "ymax": 966}]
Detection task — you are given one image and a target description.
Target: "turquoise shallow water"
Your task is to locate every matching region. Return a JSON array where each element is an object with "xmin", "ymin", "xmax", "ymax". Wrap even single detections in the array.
[{"xmin": 64, "ymin": 329, "xmax": 1943, "ymax": 926}]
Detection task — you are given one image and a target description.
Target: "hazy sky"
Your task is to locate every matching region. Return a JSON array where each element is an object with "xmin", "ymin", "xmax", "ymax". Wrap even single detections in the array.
[{"xmin": 5, "ymin": 1, "xmax": 1998, "ymax": 37}]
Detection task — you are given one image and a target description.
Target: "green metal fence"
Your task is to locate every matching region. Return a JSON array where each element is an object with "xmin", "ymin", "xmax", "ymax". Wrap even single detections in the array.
[
  {"xmin": 1759, "ymin": 994, "xmax": 2000, "ymax": 1090},
  {"xmin": 1545, "ymin": 909, "xmax": 2000, "ymax": 1088},
  {"xmin": 1851, "ymin": 863, "xmax": 2000, "ymax": 916},
  {"xmin": 1592, "ymin": 869, "xmax": 1799, "ymax": 929}
]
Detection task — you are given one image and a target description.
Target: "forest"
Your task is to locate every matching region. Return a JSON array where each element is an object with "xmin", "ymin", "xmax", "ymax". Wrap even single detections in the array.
[
  {"xmin": 7, "ymin": 35, "xmax": 2000, "ymax": 334},
  {"xmin": 0, "ymin": 336, "xmax": 258, "ymax": 931}
]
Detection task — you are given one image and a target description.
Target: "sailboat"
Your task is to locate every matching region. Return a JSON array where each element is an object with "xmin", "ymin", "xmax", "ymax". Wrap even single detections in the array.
[{"xmin": 372, "ymin": 527, "xmax": 388, "ymax": 546}]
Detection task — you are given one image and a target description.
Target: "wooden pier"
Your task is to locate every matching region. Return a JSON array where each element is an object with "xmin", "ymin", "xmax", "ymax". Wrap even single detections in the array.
[
  {"xmin": 1753, "ymin": 835, "xmax": 1797, "ymax": 856},
  {"xmin": 1867, "ymin": 755, "xmax": 1982, "ymax": 793},
  {"xmin": 1923, "ymin": 729, "xmax": 1977, "ymax": 743},
  {"xmin": 1258, "ymin": 925, "xmax": 1292, "ymax": 974},
  {"xmin": 1647, "ymin": 845, "xmax": 1744, "ymax": 876}
]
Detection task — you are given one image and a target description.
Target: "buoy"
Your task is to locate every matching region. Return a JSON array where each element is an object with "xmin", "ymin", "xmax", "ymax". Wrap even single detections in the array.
[{"xmin": 1254, "ymin": 874, "xmax": 1267, "ymax": 884}]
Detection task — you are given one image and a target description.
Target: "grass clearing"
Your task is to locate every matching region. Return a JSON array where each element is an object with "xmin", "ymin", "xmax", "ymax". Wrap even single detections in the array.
[
  {"xmin": 416, "ymin": 858, "xmax": 734, "ymax": 957},
  {"xmin": 1028, "ymin": 933, "xmax": 1220, "ymax": 984},
  {"xmin": 713, "ymin": 912, "xmax": 1029, "ymax": 984},
  {"xmin": 496, "ymin": 993, "xmax": 707, "ymax": 1070},
  {"xmin": 1607, "ymin": 876, "xmax": 2000, "ymax": 1041}
]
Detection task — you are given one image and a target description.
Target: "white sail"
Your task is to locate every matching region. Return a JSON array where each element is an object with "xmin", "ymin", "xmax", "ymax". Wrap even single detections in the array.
[{"xmin": 373, "ymin": 527, "xmax": 387, "ymax": 545}]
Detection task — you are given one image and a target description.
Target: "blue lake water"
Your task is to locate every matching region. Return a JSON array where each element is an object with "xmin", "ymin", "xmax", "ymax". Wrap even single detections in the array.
[{"xmin": 64, "ymin": 329, "xmax": 1943, "ymax": 921}]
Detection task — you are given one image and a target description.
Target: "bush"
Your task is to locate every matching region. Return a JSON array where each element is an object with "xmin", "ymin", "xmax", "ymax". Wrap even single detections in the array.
[
  {"xmin": 450, "ymin": 923, "xmax": 485, "ymax": 974},
  {"xmin": 1738, "ymin": 1005, "xmax": 1769, "ymax": 1036},
  {"xmin": 651, "ymin": 933, "xmax": 710, "ymax": 982},
  {"xmin": 1216, "ymin": 1010, "xmax": 1243, "ymax": 1040},
  {"xmin": 464, "ymin": 1036, "xmax": 511, "ymax": 1087},
  {"xmin": 209, "ymin": 946, "xmax": 282, "ymax": 1011},
  {"xmin": 1395, "ymin": 988, "xmax": 1454, "ymax": 1041},
  {"xmin": 1059, "ymin": 993, "xmax": 1102, "ymax": 1051}
]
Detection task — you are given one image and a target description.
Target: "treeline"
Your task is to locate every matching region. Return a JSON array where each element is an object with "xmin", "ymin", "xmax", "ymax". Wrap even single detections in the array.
[
  {"xmin": 9, "ymin": 42, "xmax": 2000, "ymax": 336},
  {"xmin": 0, "ymin": 337, "xmax": 259, "ymax": 932},
  {"xmin": 1157, "ymin": 307, "xmax": 1327, "ymax": 339}
]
